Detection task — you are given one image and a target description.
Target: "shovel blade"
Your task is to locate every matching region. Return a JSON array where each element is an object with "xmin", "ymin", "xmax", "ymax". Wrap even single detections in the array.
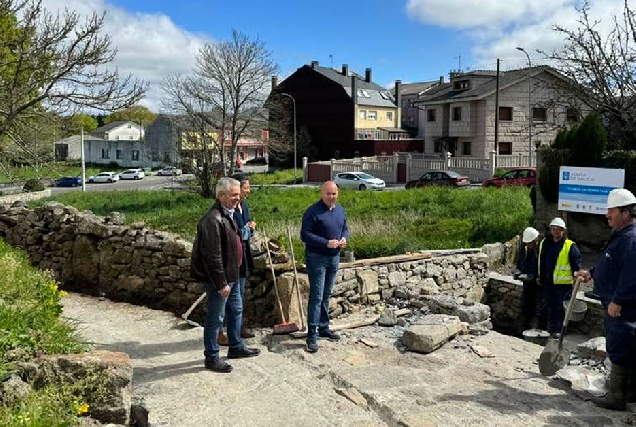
[{"xmin": 539, "ymin": 338, "xmax": 570, "ymax": 376}]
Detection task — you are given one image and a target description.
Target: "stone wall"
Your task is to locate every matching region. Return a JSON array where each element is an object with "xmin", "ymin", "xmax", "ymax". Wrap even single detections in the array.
[
  {"xmin": 0, "ymin": 189, "xmax": 52, "ymax": 204},
  {"xmin": 485, "ymin": 273, "xmax": 605, "ymax": 336},
  {"xmin": 0, "ymin": 201, "xmax": 503, "ymax": 327}
]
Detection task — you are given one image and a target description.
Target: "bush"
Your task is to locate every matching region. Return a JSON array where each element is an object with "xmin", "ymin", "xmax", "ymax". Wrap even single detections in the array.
[
  {"xmin": 602, "ymin": 150, "xmax": 636, "ymax": 193},
  {"xmin": 538, "ymin": 147, "xmax": 571, "ymax": 203},
  {"xmin": 23, "ymin": 179, "xmax": 45, "ymax": 192},
  {"xmin": 570, "ymin": 112, "xmax": 607, "ymax": 167}
]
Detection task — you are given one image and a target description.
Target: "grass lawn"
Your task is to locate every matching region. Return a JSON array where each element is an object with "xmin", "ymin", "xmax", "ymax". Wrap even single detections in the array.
[{"xmin": 35, "ymin": 186, "xmax": 532, "ymax": 261}]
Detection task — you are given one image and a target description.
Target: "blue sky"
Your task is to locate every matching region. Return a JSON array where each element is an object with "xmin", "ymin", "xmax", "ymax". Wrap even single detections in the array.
[{"xmin": 41, "ymin": 0, "xmax": 626, "ymax": 109}]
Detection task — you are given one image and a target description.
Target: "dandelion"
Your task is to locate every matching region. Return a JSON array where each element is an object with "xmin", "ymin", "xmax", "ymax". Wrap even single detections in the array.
[
  {"xmin": 77, "ymin": 403, "xmax": 89, "ymax": 415},
  {"xmin": 49, "ymin": 284, "xmax": 58, "ymax": 292},
  {"xmin": 59, "ymin": 291, "xmax": 68, "ymax": 297}
]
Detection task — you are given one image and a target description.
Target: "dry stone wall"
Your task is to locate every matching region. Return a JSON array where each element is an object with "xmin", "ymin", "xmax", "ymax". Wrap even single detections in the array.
[{"xmin": 0, "ymin": 201, "xmax": 496, "ymax": 327}]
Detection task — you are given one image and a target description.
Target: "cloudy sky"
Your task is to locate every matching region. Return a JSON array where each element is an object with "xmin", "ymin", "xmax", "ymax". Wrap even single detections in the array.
[{"xmin": 40, "ymin": 0, "xmax": 628, "ymax": 110}]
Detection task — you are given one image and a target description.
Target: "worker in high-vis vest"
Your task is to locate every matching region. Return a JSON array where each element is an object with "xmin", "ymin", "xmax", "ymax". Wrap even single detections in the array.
[
  {"xmin": 538, "ymin": 217, "xmax": 581, "ymax": 336},
  {"xmin": 514, "ymin": 227, "xmax": 541, "ymax": 331},
  {"xmin": 576, "ymin": 188, "xmax": 636, "ymax": 411}
]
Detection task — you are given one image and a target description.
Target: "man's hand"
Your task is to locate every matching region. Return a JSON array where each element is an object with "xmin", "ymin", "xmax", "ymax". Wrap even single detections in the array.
[
  {"xmin": 338, "ymin": 238, "xmax": 347, "ymax": 248},
  {"xmin": 574, "ymin": 270, "xmax": 592, "ymax": 282},
  {"xmin": 608, "ymin": 302, "xmax": 622, "ymax": 317},
  {"xmin": 327, "ymin": 239, "xmax": 340, "ymax": 249},
  {"xmin": 218, "ymin": 284, "xmax": 231, "ymax": 298},
  {"xmin": 248, "ymin": 220, "xmax": 256, "ymax": 230}
]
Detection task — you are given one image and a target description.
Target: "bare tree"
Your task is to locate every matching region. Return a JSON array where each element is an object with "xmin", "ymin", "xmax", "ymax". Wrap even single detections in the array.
[
  {"xmin": 0, "ymin": 0, "xmax": 147, "ymax": 142},
  {"xmin": 196, "ymin": 30, "xmax": 278, "ymax": 175},
  {"xmin": 161, "ymin": 73, "xmax": 222, "ymax": 198},
  {"xmin": 542, "ymin": 0, "xmax": 636, "ymax": 148}
]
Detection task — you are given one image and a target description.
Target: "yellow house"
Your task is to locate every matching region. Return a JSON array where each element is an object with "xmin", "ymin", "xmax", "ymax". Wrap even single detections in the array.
[{"xmin": 179, "ymin": 130, "xmax": 218, "ymax": 151}]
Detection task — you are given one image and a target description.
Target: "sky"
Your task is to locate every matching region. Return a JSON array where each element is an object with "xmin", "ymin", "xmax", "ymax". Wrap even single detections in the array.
[{"xmin": 39, "ymin": 0, "xmax": 627, "ymax": 111}]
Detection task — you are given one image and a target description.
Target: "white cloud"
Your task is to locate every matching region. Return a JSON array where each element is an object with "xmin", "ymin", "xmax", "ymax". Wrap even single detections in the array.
[
  {"xmin": 41, "ymin": 0, "xmax": 209, "ymax": 111},
  {"xmin": 407, "ymin": 0, "xmax": 627, "ymax": 72}
]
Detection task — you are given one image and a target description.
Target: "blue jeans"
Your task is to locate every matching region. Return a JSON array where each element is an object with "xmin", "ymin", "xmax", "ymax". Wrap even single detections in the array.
[
  {"xmin": 305, "ymin": 252, "xmax": 340, "ymax": 339},
  {"xmin": 225, "ymin": 276, "xmax": 247, "ymax": 322},
  {"xmin": 203, "ymin": 281, "xmax": 243, "ymax": 360}
]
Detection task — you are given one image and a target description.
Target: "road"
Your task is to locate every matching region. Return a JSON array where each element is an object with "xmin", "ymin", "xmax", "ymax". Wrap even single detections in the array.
[{"xmin": 49, "ymin": 174, "xmax": 192, "ymax": 194}]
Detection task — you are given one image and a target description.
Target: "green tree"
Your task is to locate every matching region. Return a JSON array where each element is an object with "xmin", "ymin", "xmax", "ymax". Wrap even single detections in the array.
[
  {"xmin": 63, "ymin": 113, "xmax": 98, "ymax": 136},
  {"xmin": 570, "ymin": 112, "xmax": 607, "ymax": 167},
  {"xmin": 104, "ymin": 105, "xmax": 156, "ymax": 126}
]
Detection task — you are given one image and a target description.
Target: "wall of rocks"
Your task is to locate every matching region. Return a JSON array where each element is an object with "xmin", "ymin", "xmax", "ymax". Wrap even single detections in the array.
[
  {"xmin": 0, "ymin": 201, "xmax": 503, "ymax": 328},
  {"xmin": 485, "ymin": 273, "xmax": 605, "ymax": 336}
]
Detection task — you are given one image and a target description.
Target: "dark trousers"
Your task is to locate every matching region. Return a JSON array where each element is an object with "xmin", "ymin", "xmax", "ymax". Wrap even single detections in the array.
[
  {"xmin": 545, "ymin": 284, "xmax": 571, "ymax": 334},
  {"xmin": 521, "ymin": 280, "xmax": 542, "ymax": 330},
  {"xmin": 604, "ymin": 305, "xmax": 636, "ymax": 367}
]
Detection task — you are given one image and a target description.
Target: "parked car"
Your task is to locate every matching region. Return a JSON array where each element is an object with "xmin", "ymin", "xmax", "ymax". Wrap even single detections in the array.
[
  {"xmin": 55, "ymin": 176, "xmax": 82, "ymax": 187},
  {"xmin": 87, "ymin": 172, "xmax": 119, "ymax": 183},
  {"xmin": 333, "ymin": 172, "xmax": 386, "ymax": 190},
  {"xmin": 244, "ymin": 157, "xmax": 268, "ymax": 166},
  {"xmin": 482, "ymin": 167, "xmax": 536, "ymax": 188},
  {"xmin": 157, "ymin": 167, "xmax": 183, "ymax": 176},
  {"xmin": 405, "ymin": 170, "xmax": 470, "ymax": 188},
  {"xmin": 118, "ymin": 169, "xmax": 145, "ymax": 180}
]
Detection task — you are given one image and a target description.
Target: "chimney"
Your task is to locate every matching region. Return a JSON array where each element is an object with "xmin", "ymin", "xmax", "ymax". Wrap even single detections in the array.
[
  {"xmin": 365, "ymin": 67, "xmax": 372, "ymax": 83},
  {"xmin": 341, "ymin": 64, "xmax": 348, "ymax": 76},
  {"xmin": 271, "ymin": 76, "xmax": 278, "ymax": 90},
  {"xmin": 395, "ymin": 80, "xmax": 402, "ymax": 108},
  {"xmin": 439, "ymin": 75, "xmax": 444, "ymax": 85},
  {"xmin": 311, "ymin": 60, "xmax": 319, "ymax": 69},
  {"xmin": 351, "ymin": 75, "xmax": 357, "ymax": 105}
]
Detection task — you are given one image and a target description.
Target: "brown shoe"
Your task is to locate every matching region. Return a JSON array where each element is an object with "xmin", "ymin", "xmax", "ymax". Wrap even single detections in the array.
[
  {"xmin": 218, "ymin": 331, "xmax": 229, "ymax": 346},
  {"xmin": 241, "ymin": 327, "xmax": 255, "ymax": 339}
]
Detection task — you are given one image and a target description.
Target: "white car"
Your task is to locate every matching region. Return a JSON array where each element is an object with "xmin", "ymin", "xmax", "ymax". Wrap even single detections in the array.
[
  {"xmin": 334, "ymin": 172, "xmax": 386, "ymax": 190},
  {"xmin": 157, "ymin": 167, "xmax": 183, "ymax": 176},
  {"xmin": 87, "ymin": 172, "xmax": 120, "ymax": 183},
  {"xmin": 118, "ymin": 169, "xmax": 145, "ymax": 180}
]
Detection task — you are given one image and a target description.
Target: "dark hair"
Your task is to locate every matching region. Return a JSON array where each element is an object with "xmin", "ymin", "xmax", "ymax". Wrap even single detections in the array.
[
  {"xmin": 232, "ymin": 173, "xmax": 249, "ymax": 185},
  {"xmin": 619, "ymin": 204, "xmax": 636, "ymax": 218}
]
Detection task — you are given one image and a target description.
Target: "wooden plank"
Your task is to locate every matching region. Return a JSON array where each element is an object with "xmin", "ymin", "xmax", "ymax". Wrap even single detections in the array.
[
  {"xmin": 339, "ymin": 252, "xmax": 432, "ymax": 269},
  {"xmin": 290, "ymin": 314, "xmax": 381, "ymax": 339}
]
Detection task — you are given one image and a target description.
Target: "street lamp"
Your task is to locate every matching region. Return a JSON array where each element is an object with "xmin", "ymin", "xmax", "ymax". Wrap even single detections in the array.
[
  {"xmin": 516, "ymin": 47, "xmax": 532, "ymax": 165},
  {"xmin": 280, "ymin": 92, "xmax": 297, "ymax": 184}
]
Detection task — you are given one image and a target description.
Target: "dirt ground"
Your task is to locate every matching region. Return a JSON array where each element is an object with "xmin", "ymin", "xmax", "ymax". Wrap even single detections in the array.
[{"xmin": 63, "ymin": 293, "xmax": 634, "ymax": 427}]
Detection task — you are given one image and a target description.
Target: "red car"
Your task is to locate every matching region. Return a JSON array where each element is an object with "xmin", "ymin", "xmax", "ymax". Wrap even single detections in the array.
[
  {"xmin": 405, "ymin": 170, "xmax": 470, "ymax": 188},
  {"xmin": 482, "ymin": 167, "xmax": 536, "ymax": 188}
]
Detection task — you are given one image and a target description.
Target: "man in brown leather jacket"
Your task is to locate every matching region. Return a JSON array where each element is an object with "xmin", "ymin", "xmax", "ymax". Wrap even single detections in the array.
[{"xmin": 191, "ymin": 177, "xmax": 260, "ymax": 373}]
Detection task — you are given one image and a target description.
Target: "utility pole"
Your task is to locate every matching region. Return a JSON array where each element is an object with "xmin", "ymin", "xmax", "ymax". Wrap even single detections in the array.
[
  {"xmin": 517, "ymin": 47, "xmax": 533, "ymax": 165},
  {"xmin": 494, "ymin": 59, "xmax": 500, "ymax": 158},
  {"xmin": 81, "ymin": 127, "xmax": 86, "ymax": 192}
]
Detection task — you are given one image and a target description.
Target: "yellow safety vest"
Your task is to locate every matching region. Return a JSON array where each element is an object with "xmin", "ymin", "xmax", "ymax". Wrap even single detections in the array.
[{"xmin": 538, "ymin": 238, "xmax": 574, "ymax": 285}]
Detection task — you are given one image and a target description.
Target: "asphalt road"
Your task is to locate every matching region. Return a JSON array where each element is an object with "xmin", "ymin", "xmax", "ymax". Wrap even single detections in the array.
[{"xmin": 49, "ymin": 174, "xmax": 192, "ymax": 195}]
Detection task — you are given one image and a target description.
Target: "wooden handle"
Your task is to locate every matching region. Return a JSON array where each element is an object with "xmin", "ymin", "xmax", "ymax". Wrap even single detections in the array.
[
  {"xmin": 287, "ymin": 227, "xmax": 306, "ymax": 331},
  {"xmin": 266, "ymin": 238, "xmax": 288, "ymax": 323}
]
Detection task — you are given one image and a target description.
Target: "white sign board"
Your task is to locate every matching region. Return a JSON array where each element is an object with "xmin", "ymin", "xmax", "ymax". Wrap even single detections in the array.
[{"xmin": 558, "ymin": 166, "xmax": 625, "ymax": 214}]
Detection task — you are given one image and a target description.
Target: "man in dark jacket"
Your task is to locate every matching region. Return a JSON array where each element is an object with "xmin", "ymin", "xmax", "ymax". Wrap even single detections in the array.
[
  {"xmin": 576, "ymin": 188, "xmax": 636, "ymax": 411},
  {"xmin": 515, "ymin": 227, "xmax": 541, "ymax": 331},
  {"xmin": 191, "ymin": 177, "xmax": 260, "ymax": 373}
]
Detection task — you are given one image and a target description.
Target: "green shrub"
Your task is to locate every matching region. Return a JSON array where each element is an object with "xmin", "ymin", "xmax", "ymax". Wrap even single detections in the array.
[
  {"xmin": 22, "ymin": 179, "xmax": 45, "ymax": 192},
  {"xmin": 570, "ymin": 112, "xmax": 607, "ymax": 167},
  {"xmin": 538, "ymin": 147, "xmax": 571, "ymax": 203},
  {"xmin": 602, "ymin": 150, "xmax": 636, "ymax": 193}
]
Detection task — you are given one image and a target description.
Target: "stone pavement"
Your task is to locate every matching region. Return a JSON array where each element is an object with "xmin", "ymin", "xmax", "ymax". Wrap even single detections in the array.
[{"xmin": 62, "ymin": 293, "xmax": 634, "ymax": 427}]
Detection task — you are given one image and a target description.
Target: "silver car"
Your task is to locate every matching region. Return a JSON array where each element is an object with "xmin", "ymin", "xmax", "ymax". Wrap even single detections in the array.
[
  {"xmin": 118, "ymin": 169, "xmax": 145, "ymax": 180},
  {"xmin": 334, "ymin": 172, "xmax": 386, "ymax": 190},
  {"xmin": 87, "ymin": 172, "xmax": 120, "ymax": 183}
]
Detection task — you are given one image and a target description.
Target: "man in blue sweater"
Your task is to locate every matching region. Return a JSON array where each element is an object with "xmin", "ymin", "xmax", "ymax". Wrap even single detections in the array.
[{"xmin": 301, "ymin": 181, "xmax": 349, "ymax": 353}]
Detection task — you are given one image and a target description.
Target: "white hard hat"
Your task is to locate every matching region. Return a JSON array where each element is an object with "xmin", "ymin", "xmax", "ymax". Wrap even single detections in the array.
[
  {"xmin": 522, "ymin": 227, "xmax": 540, "ymax": 243},
  {"xmin": 549, "ymin": 217, "xmax": 566, "ymax": 229},
  {"xmin": 606, "ymin": 188, "xmax": 636, "ymax": 209}
]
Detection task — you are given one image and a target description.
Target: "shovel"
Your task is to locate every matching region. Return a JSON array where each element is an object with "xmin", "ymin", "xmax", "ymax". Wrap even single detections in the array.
[{"xmin": 538, "ymin": 276, "xmax": 583, "ymax": 376}]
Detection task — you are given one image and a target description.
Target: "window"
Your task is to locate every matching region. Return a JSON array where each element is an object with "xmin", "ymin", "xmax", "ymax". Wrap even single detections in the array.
[
  {"xmin": 129, "ymin": 135, "xmax": 134, "ymax": 140},
  {"xmin": 101, "ymin": 149, "xmax": 110, "ymax": 159},
  {"xmin": 357, "ymin": 89, "xmax": 370, "ymax": 98},
  {"xmin": 533, "ymin": 107, "xmax": 547, "ymax": 122},
  {"xmin": 498, "ymin": 142, "xmax": 512, "ymax": 155},
  {"xmin": 359, "ymin": 110, "xmax": 367, "ymax": 120},
  {"xmin": 453, "ymin": 80, "xmax": 470, "ymax": 90},
  {"xmin": 408, "ymin": 117, "xmax": 414, "ymax": 124},
  {"xmin": 116, "ymin": 150, "xmax": 122, "ymax": 160},
  {"xmin": 368, "ymin": 111, "xmax": 377, "ymax": 120},
  {"xmin": 434, "ymin": 140, "xmax": 444, "ymax": 153},
  {"xmin": 132, "ymin": 150, "xmax": 139, "ymax": 161},
  {"xmin": 164, "ymin": 152, "xmax": 171, "ymax": 162},
  {"xmin": 499, "ymin": 107, "xmax": 513, "ymax": 121},
  {"xmin": 462, "ymin": 141, "xmax": 472, "ymax": 155},
  {"xmin": 115, "ymin": 135, "xmax": 120, "ymax": 140},
  {"xmin": 427, "ymin": 109, "xmax": 437, "ymax": 122},
  {"xmin": 452, "ymin": 107, "xmax": 462, "ymax": 121},
  {"xmin": 380, "ymin": 91, "xmax": 391, "ymax": 100},
  {"xmin": 566, "ymin": 107, "xmax": 580, "ymax": 123},
  {"xmin": 518, "ymin": 169, "xmax": 534, "ymax": 178},
  {"xmin": 386, "ymin": 111, "xmax": 393, "ymax": 121}
]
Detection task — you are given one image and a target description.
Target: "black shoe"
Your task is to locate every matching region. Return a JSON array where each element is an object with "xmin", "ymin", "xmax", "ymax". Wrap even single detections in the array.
[
  {"xmin": 318, "ymin": 329, "xmax": 340, "ymax": 341},
  {"xmin": 227, "ymin": 346, "xmax": 261, "ymax": 359},
  {"xmin": 204, "ymin": 357, "xmax": 233, "ymax": 373},
  {"xmin": 306, "ymin": 339, "xmax": 319, "ymax": 353}
]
